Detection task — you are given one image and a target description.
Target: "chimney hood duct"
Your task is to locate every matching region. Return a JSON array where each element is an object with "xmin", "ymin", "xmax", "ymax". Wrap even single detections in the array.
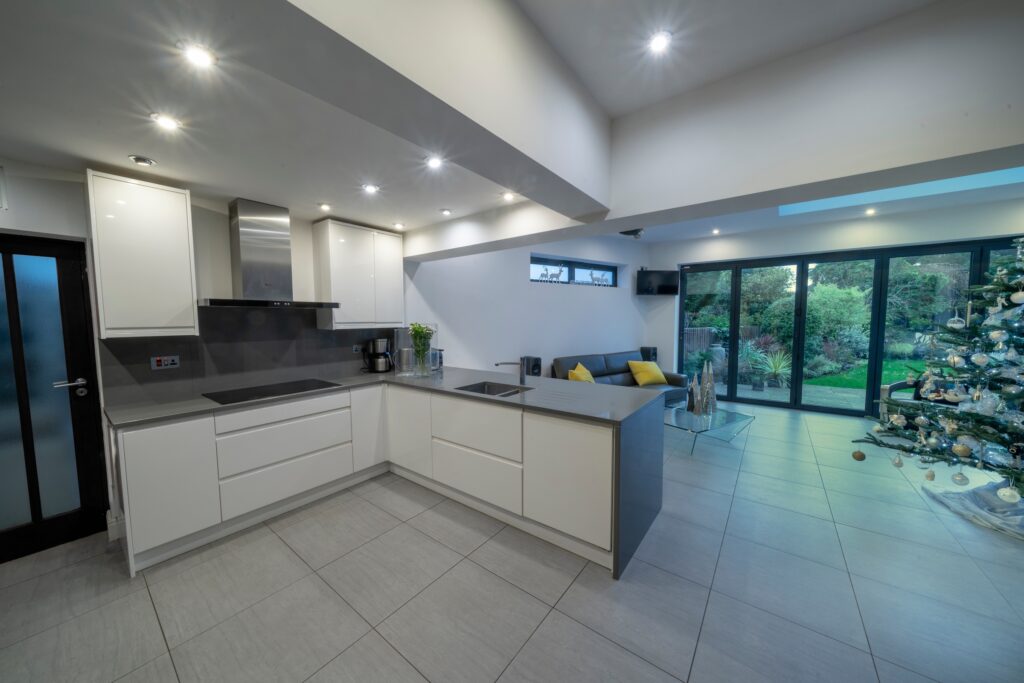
[{"xmin": 202, "ymin": 198, "xmax": 337, "ymax": 309}]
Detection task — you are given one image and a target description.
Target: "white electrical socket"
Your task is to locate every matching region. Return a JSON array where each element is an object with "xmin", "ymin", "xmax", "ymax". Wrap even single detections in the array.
[{"xmin": 352, "ymin": 345, "xmax": 362, "ymax": 353}]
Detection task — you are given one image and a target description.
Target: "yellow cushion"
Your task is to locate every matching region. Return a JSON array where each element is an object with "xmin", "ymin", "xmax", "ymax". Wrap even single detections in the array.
[
  {"xmin": 568, "ymin": 362, "xmax": 595, "ymax": 383},
  {"xmin": 628, "ymin": 360, "xmax": 667, "ymax": 386}
]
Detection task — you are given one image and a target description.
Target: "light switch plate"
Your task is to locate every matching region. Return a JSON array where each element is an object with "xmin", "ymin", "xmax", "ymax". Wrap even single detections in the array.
[
  {"xmin": 150, "ymin": 355, "xmax": 180, "ymax": 370},
  {"xmin": 352, "ymin": 345, "xmax": 362, "ymax": 353}
]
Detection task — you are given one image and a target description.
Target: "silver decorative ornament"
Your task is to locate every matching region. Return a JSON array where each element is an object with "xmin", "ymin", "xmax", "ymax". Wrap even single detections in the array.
[
  {"xmin": 926, "ymin": 436, "xmax": 940, "ymax": 448},
  {"xmin": 891, "ymin": 454, "xmax": 904, "ymax": 469},
  {"xmin": 890, "ymin": 414, "xmax": 907, "ymax": 428},
  {"xmin": 990, "ymin": 329, "xmax": 1010, "ymax": 343},
  {"xmin": 970, "ymin": 353, "xmax": 990, "ymax": 367},
  {"xmin": 1011, "ymin": 291, "xmax": 1024, "ymax": 305},
  {"xmin": 1007, "ymin": 348, "xmax": 1020, "ymax": 362},
  {"xmin": 948, "ymin": 355, "xmax": 966, "ymax": 368},
  {"xmin": 914, "ymin": 416, "xmax": 929, "ymax": 427},
  {"xmin": 925, "ymin": 469, "xmax": 935, "ymax": 481},
  {"xmin": 997, "ymin": 486, "xmax": 1022, "ymax": 503},
  {"xmin": 951, "ymin": 471, "xmax": 970, "ymax": 486}
]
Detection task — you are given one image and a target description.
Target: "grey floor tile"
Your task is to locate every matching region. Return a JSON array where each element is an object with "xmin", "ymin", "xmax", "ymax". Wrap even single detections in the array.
[
  {"xmin": 359, "ymin": 478, "xmax": 445, "ymax": 521},
  {"xmin": 470, "ymin": 526, "xmax": 587, "ymax": 605},
  {"xmin": 556, "ymin": 560, "xmax": 707, "ymax": 680},
  {"xmin": 407, "ymin": 498, "xmax": 504, "ymax": 555},
  {"xmin": 662, "ymin": 479, "xmax": 733, "ymax": 532},
  {"xmin": 819, "ymin": 466, "xmax": 929, "ymax": 510},
  {"xmin": 0, "ymin": 589, "xmax": 166, "ymax": 683},
  {"xmin": 853, "ymin": 575, "xmax": 1021, "ymax": 683},
  {"xmin": 633, "ymin": 511, "xmax": 724, "ymax": 586},
  {"xmin": 0, "ymin": 543, "xmax": 145, "ymax": 648},
  {"xmin": 171, "ymin": 575, "xmax": 369, "ymax": 683},
  {"xmin": 734, "ymin": 471, "xmax": 833, "ymax": 520},
  {"xmin": 937, "ymin": 512, "xmax": 1024, "ymax": 571},
  {"xmin": 318, "ymin": 524, "xmax": 461, "ymax": 625},
  {"xmin": 274, "ymin": 495, "xmax": 401, "ymax": 569},
  {"xmin": 499, "ymin": 610, "xmax": 677, "ymax": 683},
  {"xmin": 688, "ymin": 442, "xmax": 744, "ymax": 470},
  {"xmin": 745, "ymin": 427, "xmax": 812, "ymax": 446},
  {"xmin": 143, "ymin": 524, "xmax": 274, "ymax": 586},
  {"xmin": 726, "ymin": 497, "xmax": 845, "ymax": 569},
  {"xmin": 744, "ymin": 438, "xmax": 817, "ymax": 462},
  {"xmin": 827, "ymin": 489, "xmax": 963, "ymax": 553},
  {"xmin": 349, "ymin": 472, "xmax": 399, "ymax": 497},
  {"xmin": 664, "ymin": 454, "xmax": 739, "ymax": 495},
  {"xmin": 740, "ymin": 450, "xmax": 823, "ymax": 487},
  {"xmin": 149, "ymin": 532, "xmax": 310, "ymax": 647},
  {"xmin": 689, "ymin": 591, "xmax": 877, "ymax": 683},
  {"xmin": 0, "ymin": 531, "xmax": 109, "ymax": 590},
  {"xmin": 116, "ymin": 653, "xmax": 179, "ymax": 683},
  {"xmin": 378, "ymin": 559, "xmax": 548, "ymax": 683},
  {"xmin": 713, "ymin": 536, "xmax": 868, "ymax": 649},
  {"xmin": 836, "ymin": 525, "xmax": 1018, "ymax": 622},
  {"xmin": 266, "ymin": 491, "xmax": 355, "ymax": 533},
  {"xmin": 975, "ymin": 558, "xmax": 1024, "ymax": 622},
  {"xmin": 814, "ymin": 445, "xmax": 906, "ymax": 479},
  {"xmin": 308, "ymin": 631, "xmax": 426, "ymax": 683},
  {"xmin": 874, "ymin": 658, "xmax": 937, "ymax": 683}
]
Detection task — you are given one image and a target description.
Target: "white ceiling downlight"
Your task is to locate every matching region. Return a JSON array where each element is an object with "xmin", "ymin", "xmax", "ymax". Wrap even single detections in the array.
[
  {"xmin": 150, "ymin": 113, "xmax": 180, "ymax": 130},
  {"xmin": 179, "ymin": 42, "xmax": 217, "ymax": 68},
  {"xmin": 393, "ymin": 222, "xmax": 405, "ymax": 230},
  {"xmin": 502, "ymin": 191, "xmax": 515, "ymax": 202},
  {"xmin": 648, "ymin": 31, "xmax": 672, "ymax": 55},
  {"xmin": 318, "ymin": 202, "xmax": 331, "ymax": 211},
  {"xmin": 440, "ymin": 208, "xmax": 452, "ymax": 216},
  {"xmin": 426, "ymin": 156, "xmax": 443, "ymax": 170},
  {"xmin": 128, "ymin": 154, "xmax": 156, "ymax": 166},
  {"xmin": 361, "ymin": 183, "xmax": 380, "ymax": 195}
]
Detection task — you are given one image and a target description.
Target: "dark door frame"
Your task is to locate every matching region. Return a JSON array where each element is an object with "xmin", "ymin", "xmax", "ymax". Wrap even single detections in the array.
[
  {"xmin": 678, "ymin": 235, "xmax": 1018, "ymax": 418},
  {"xmin": 0, "ymin": 233, "xmax": 106, "ymax": 563}
]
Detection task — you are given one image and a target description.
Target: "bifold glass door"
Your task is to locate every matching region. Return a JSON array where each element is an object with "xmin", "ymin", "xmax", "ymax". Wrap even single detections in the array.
[
  {"xmin": 679, "ymin": 238, "xmax": 1012, "ymax": 416},
  {"xmin": 0, "ymin": 236, "xmax": 105, "ymax": 562}
]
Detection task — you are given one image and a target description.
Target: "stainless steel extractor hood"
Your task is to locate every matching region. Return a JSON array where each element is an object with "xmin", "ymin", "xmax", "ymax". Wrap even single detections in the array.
[{"xmin": 201, "ymin": 198, "xmax": 337, "ymax": 309}]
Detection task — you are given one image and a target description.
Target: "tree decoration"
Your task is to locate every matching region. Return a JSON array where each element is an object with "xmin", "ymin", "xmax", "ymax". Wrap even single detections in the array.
[{"xmin": 854, "ymin": 238, "xmax": 1024, "ymax": 537}]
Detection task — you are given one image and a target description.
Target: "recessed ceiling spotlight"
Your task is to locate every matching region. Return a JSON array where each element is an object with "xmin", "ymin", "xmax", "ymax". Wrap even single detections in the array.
[
  {"xmin": 150, "ymin": 113, "xmax": 181, "ymax": 130},
  {"xmin": 426, "ymin": 156, "xmax": 443, "ymax": 170},
  {"xmin": 712, "ymin": 227, "xmax": 720, "ymax": 235},
  {"xmin": 362, "ymin": 184, "xmax": 380, "ymax": 195},
  {"xmin": 318, "ymin": 203, "xmax": 331, "ymax": 212},
  {"xmin": 865, "ymin": 207, "xmax": 877, "ymax": 216},
  {"xmin": 440, "ymin": 208, "xmax": 452, "ymax": 217},
  {"xmin": 502, "ymin": 191, "xmax": 515, "ymax": 202},
  {"xmin": 648, "ymin": 31, "xmax": 672, "ymax": 55},
  {"xmin": 128, "ymin": 154, "xmax": 157, "ymax": 166},
  {"xmin": 179, "ymin": 42, "xmax": 217, "ymax": 68},
  {"xmin": 393, "ymin": 222, "xmax": 405, "ymax": 230}
]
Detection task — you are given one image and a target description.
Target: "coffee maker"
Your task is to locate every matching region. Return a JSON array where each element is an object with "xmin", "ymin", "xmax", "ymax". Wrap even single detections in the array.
[{"xmin": 364, "ymin": 338, "xmax": 393, "ymax": 373}]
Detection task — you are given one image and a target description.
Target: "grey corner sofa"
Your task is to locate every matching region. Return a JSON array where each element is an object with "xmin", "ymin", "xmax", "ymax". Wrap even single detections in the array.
[{"xmin": 551, "ymin": 350, "xmax": 688, "ymax": 401}]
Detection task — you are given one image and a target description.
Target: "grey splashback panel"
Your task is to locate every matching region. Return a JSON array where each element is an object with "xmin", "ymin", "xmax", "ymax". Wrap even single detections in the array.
[{"xmin": 100, "ymin": 307, "xmax": 395, "ymax": 407}]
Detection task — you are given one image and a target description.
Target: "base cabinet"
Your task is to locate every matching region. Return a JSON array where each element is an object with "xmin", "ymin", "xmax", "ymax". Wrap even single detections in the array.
[
  {"xmin": 120, "ymin": 416, "xmax": 220, "ymax": 553},
  {"xmin": 351, "ymin": 385, "xmax": 386, "ymax": 471},
  {"xmin": 523, "ymin": 413, "xmax": 613, "ymax": 550},
  {"xmin": 386, "ymin": 385, "xmax": 432, "ymax": 477}
]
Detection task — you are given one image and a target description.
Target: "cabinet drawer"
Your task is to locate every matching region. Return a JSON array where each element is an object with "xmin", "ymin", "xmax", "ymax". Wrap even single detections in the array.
[
  {"xmin": 430, "ymin": 395, "xmax": 522, "ymax": 462},
  {"xmin": 217, "ymin": 408, "xmax": 351, "ymax": 478},
  {"xmin": 220, "ymin": 443, "xmax": 353, "ymax": 520},
  {"xmin": 214, "ymin": 391, "xmax": 350, "ymax": 434},
  {"xmin": 432, "ymin": 438, "xmax": 522, "ymax": 515}
]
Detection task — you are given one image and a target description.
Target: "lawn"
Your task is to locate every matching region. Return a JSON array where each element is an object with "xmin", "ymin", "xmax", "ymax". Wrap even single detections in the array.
[{"xmin": 804, "ymin": 359, "xmax": 925, "ymax": 389}]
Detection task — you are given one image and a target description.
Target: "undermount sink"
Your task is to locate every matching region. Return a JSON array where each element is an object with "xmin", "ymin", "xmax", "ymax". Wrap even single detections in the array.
[{"xmin": 455, "ymin": 381, "xmax": 533, "ymax": 397}]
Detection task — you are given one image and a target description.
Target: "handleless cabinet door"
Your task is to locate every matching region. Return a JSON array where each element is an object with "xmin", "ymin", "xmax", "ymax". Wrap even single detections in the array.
[
  {"xmin": 351, "ymin": 384, "xmax": 386, "ymax": 471},
  {"xmin": 329, "ymin": 222, "xmax": 375, "ymax": 326},
  {"xmin": 373, "ymin": 231, "xmax": 404, "ymax": 325},
  {"xmin": 385, "ymin": 385, "xmax": 432, "ymax": 478},
  {"xmin": 87, "ymin": 171, "xmax": 198, "ymax": 337},
  {"xmin": 120, "ymin": 416, "xmax": 219, "ymax": 553}
]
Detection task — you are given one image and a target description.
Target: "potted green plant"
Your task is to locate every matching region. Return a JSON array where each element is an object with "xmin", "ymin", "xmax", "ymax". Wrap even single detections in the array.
[
  {"xmin": 755, "ymin": 349, "xmax": 792, "ymax": 388},
  {"xmin": 408, "ymin": 322, "xmax": 435, "ymax": 376}
]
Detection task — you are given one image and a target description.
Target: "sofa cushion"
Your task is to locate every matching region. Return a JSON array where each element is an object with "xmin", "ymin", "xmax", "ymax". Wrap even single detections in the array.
[
  {"xmin": 552, "ymin": 354, "xmax": 606, "ymax": 379},
  {"xmin": 604, "ymin": 351, "xmax": 643, "ymax": 375},
  {"xmin": 628, "ymin": 360, "xmax": 667, "ymax": 386},
  {"xmin": 568, "ymin": 362, "xmax": 595, "ymax": 383},
  {"xmin": 600, "ymin": 372, "xmax": 637, "ymax": 387}
]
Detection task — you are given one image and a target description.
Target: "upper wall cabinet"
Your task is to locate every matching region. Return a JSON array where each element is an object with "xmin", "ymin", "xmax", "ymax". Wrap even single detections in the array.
[
  {"xmin": 313, "ymin": 219, "xmax": 404, "ymax": 329},
  {"xmin": 87, "ymin": 170, "xmax": 199, "ymax": 338}
]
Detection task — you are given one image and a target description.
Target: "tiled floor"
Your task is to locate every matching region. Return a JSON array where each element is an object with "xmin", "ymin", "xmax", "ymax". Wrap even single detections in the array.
[{"xmin": 2, "ymin": 405, "xmax": 1023, "ymax": 682}]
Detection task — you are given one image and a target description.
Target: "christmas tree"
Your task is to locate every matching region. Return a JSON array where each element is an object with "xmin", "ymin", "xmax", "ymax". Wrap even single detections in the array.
[{"xmin": 854, "ymin": 238, "xmax": 1024, "ymax": 512}]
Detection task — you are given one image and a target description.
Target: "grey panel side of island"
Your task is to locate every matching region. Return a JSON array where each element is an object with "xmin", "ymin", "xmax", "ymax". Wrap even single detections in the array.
[{"xmin": 613, "ymin": 395, "xmax": 665, "ymax": 578}]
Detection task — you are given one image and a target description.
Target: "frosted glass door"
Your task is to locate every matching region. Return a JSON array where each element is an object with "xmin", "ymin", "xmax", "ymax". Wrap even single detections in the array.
[{"xmin": 0, "ymin": 236, "xmax": 104, "ymax": 563}]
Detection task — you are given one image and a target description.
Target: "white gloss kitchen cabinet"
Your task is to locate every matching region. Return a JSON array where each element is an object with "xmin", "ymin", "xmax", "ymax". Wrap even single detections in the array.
[
  {"xmin": 86, "ymin": 170, "xmax": 199, "ymax": 338},
  {"xmin": 313, "ymin": 219, "xmax": 404, "ymax": 329}
]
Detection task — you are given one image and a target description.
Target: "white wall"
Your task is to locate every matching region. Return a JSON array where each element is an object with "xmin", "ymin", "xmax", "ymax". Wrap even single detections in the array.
[
  {"xmin": 643, "ymin": 197, "xmax": 1024, "ymax": 370},
  {"xmin": 610, "ymin": 0, "xmax": 1024, "ymax": 218},
  {"xmin": 404, "ymin": 235, "xmax": 665, "ymax": 376},
  {"xmin": 0, "ymin": 161, "xmax": 88, "ymax": 240},
  {"xmin": 288, "ymin": 0, "xmax": 610, "ymax": 206}
]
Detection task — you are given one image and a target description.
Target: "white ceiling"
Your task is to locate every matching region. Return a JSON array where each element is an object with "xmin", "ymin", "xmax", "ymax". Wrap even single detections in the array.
[
  {"xmin": 0, "ymin": 1, "xmax": 526, "ymax": 229},
  {"xmin": 515, "ymin": 0, "xmax": 934, "ymax": 117},
  {"xmin": 638, "ymin": 179, "xmax": 1024, "ymax": 242}
]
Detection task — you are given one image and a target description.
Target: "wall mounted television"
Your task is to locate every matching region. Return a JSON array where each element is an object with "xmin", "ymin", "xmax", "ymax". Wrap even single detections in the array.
[{"xmin": 636, "ymin": 269, "xmax": 679, "ymax": 295}]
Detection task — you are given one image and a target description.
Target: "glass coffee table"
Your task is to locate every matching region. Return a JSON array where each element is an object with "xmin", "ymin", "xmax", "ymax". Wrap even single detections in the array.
[{"xmin": 664, "ymin": 399, "xmax": 754, "ymax": 453}]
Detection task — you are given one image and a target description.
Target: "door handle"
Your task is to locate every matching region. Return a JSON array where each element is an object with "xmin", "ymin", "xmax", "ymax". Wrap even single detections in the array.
[{"xmin": 52, "ymin": 378, "xmax": 87, "ymax": 389}]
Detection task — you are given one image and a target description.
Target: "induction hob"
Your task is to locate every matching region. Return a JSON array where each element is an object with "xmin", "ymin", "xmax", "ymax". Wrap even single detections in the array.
[{"xmin": 202, "ymin": 378, "xmax": 340, "ymax": 405}]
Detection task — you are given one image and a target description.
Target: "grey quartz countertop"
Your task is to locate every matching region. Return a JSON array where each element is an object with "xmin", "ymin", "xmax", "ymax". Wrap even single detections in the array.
[{"xmin": 103, "ymin": 366, "xmax": 663, "ymax": 429}]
